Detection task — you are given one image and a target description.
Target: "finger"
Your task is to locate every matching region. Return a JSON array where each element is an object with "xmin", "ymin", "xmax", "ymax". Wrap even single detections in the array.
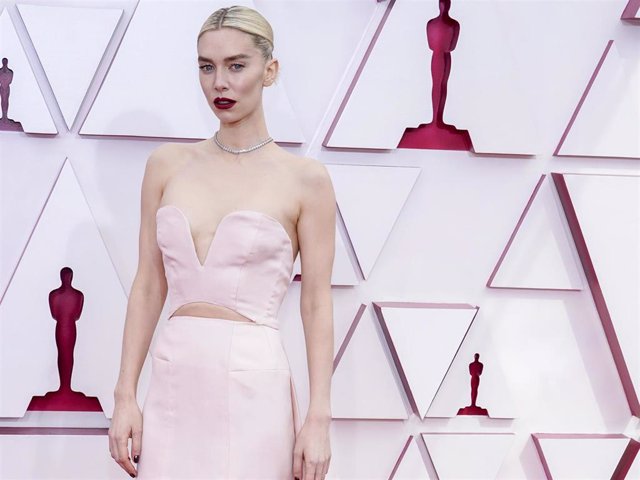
[
  {"xmin": 315, "ymin": 460, "xmax": 326, "ymax": 480},
  {"xmin": 293, "ymin": 448, "xmax": 303, "ymax": 480},
  {"xmin": 108, "ymin": 431, "xmax": 117, "ymax": 461},
  {"xmin": 116, "ymin": 435, "xmax": 137, "ymax": 476},
  {"xmin": 131, "ymin": 427, "xmax": 142, "ymax": 464},
  {"xmin": 109, "ymin": 430, "xmax": 124, "ymax": 466},
  {"xmin": 304, "ymin": 459, "xmax": 316, "ymax": 480}
]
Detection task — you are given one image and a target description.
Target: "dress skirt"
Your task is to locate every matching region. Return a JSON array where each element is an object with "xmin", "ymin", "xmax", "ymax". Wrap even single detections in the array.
[{"xmin": 136, "ymin": 315, "xmax": 302, "ymax": 479}]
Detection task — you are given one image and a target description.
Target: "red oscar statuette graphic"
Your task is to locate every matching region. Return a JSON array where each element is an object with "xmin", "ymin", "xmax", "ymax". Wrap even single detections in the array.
[
  {"xmin": 398, "ymin": 0, "xmax": 472, "ymax": 151},
  {"xmin": 457, "ymin": 353, "xmax": 489, "ymax": 416},
  {"xmin": 28, "ymin": 267, "xmax": 102, "ymax": 411},
  {"xmin": 0, "ymin": 57, "xmax": 24, "ymax": 132}
]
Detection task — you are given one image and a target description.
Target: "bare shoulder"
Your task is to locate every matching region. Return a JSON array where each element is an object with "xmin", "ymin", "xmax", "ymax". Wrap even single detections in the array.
[
  {"xmin": 144, "ymin": 142, "xmax": 190, "ymax": 180},
  {"xmin": 146, "ymin": 142, "xmax": 187, "ymax": 166},
  {"xmin": 283, "ymin": 153, "xmax": 330, "ymax": 184},
  {"xmin": 297, "ymin": 156, "xmax": 333, "ymax": 190},
  {"xmin": 288, "ymin": 155, "xmax": 335, "ymax": 212}
]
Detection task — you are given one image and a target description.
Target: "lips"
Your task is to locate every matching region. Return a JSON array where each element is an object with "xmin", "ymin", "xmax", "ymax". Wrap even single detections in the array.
[{"xmin": 214, "ymin": 97, "xmax": 236, "ymax": 109}]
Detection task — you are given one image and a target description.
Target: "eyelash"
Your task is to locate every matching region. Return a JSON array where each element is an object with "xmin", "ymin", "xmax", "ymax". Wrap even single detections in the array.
[{"xmin": 199, "ymin": 64, "xmax": 244, "ymax": 72}]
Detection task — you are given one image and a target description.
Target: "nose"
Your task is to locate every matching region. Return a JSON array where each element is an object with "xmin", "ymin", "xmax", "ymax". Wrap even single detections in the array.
[{"xmin": 213, "ymin": 70, "xmax": 229, "ymax": 93}]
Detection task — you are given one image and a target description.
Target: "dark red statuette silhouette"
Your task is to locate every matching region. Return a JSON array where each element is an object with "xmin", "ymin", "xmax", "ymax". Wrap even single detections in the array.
[
  {"xmin": 0, "ymin": 57, "xmax": 24, "ymax": 132},
  {"xmin": 398, "ymin": 0, "xmax": 472, "ymax": 151},
  {"xmin": 457, "ymin": 353, "xmax": 489, "ymax": 416},
  {"xmin": 28, "ymin": 267, "xmax": 102, "ymax": 411}
]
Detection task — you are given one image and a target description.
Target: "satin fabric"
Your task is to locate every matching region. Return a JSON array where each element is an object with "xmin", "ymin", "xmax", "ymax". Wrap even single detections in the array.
[
  {"xmin": 155, "ymin": 205, "xmax": 294, "ymax": 330},
  {"xmin": 137, "ymin": 205, "xmax": 301, "ymax": 478},
  {"xmin": 137, "ymin": 315, "xmax": 302, "ymax": 479}
]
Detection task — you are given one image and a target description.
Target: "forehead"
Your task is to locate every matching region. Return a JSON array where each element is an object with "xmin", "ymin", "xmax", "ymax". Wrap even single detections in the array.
[{"xmin": 197, "ymin": 27, "xmax": 257, "ymax": 58}]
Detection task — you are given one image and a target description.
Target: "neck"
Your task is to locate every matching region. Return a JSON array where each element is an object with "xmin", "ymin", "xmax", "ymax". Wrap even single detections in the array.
[{"xmin": 215, "ymin": 104, "xmax": 270, "ymax": 151}]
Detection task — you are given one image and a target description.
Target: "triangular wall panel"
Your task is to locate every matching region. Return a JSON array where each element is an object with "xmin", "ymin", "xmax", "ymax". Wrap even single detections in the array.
[
  {"xmin": 80, "ymin": 0, "xmax": 303, "ymax": 141},
  {"xmin": 554, "ymin": 173, "xmax": 640, "ymax": 416},
  {"xmin": 532, "ymin": 434, "xmax": 640, "ymax": 479},
  {"xmin": 389, "ymin": 436, "xmax": 431, "ymax": 479},
  {"xmin": 0, "ymin": 160, "xmax": 130, "ymax": 417},
  {"xmin": 556, "ymin": 41, "xmax": 640, "ymax": 159},
  {"xmin": 17, "ymin": 3, "xmax": 123, "ymax": 130},
  {"xmin": 422, "ymin": 433, "xmax": 514, "ymax": 479},
  {"xmin": 332, "ymin": 307, "xmax": 408, "ymax": 420},
  {"xmin": 0, "ymin": 148, "xmax": 66, "ymax": 299},
  {"xmin": 325, "ymin": 0, "xmax": 539, "ymax": 154},
  {"xmin": 488, "ymin": 174, "xmax": 583, "ymax": 291},
  {"xmin": 373, "ymin": 302, "xmax": 478, "ymax": 419},
  {"xmin": 325, "ymin": 164, "xmax": 421, "ymax": 279},
  {"xmin": 0, "ymin": 9, "xmax": 56, "ymax": 133}
]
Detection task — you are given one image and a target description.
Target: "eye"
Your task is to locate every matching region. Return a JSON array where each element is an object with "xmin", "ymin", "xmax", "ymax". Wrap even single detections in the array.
[
  {"xmin": 199, "ymin": 64, "xmax": 213, "ymax": 72},
  {"xmin": 230, "ymin": 63, "xmax": 244, "ymax": 71}
]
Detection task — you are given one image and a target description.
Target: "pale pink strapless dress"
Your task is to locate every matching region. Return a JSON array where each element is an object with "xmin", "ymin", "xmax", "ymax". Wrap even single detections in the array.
[{"xmin": 136, "ymin": 205, "xmax": 302, "ymax": 479}]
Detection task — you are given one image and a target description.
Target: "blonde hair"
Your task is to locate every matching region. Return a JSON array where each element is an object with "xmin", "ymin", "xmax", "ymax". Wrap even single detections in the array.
[{"xmin": 197, "ymin": 6, "xmax": 274, "ymax": 62}]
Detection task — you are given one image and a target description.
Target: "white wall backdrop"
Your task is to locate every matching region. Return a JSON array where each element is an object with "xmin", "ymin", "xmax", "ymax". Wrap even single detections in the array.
[{"xmin": 1, "ymin": 0, "xmax": 639, "ymax": 478}]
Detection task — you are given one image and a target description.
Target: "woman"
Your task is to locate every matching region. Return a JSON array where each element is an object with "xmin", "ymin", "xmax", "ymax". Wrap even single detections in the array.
[{"xmin": 108, "ymin": 6, "xmax": 335, "ymax": 479}]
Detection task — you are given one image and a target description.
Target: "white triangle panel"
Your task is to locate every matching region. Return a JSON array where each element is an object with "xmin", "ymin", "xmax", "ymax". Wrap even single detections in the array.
[
  {"xmin": 326, "ymin": 1, "xmax": 537, "ymax": 154},
  {"xmin": 0, "ymin": 9, "xmax": 56, "ymax": 134},
  {"xmin": 422, "ymin": 433, "xmax": 514, "ymax": 480},
  {"xmin": 80, "ymin": 0, "xmax": 303, "ymax": 141},
  {"xmin": 0, "ymin": 160, "xmax": 128, "ymax": 417},
  {"xmin": 333, "ymin": 304, "xmax": 367, "ymax": 367},
  {"xmin": 562, "ymin": 173, "xmax": 640, "ymax": 414},
  {"xmin": 17, "ymin": 4, "xmax": 123, "ymax": 130},
  {"xmin": 332, "ymin": 310, "xmax": 408, "ymax": 420},
  {"xmin": 390, "ymin": 437, "xmax": 431, "ymax": 480},
  {"xmin": 0, "ymin": 148, "xmax": 65, "ymax": 298},
  {"xmin": 488, "ymin": 175, "xmax": 583, "ymax": 291},
  {"xmin": 326, "ymin": 0, "xmax": 439, "ymax": 149},
  {"xmin": 491, "ymin": 1, "xmax": 624, "ymax": 155},
  {"xmin": 558, "ymin": 41, "xmax": 640, "ymax": 159},
  {"xmin": 533, "ymin": 434, "xmax": 634, "ymax": 479},
  {"xmin": 325, "ymin": 164, "xmax": 420, "ymax": 279},
  {"xmin": 427, "ymin": 347, "xmax": 517, "ymax": 419},
  {"xmin": 377, "ymin": 303, "xmax": 478, "ymax": 419},
  {"xmin": 0, "ymin": 434, "xmax": 123, "ymax": 478}
]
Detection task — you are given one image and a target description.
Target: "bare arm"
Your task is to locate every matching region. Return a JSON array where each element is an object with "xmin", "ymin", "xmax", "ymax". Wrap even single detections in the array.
[
  {"xmin": 114, "ymin": 145, "xmax": 171, "ymax": 402},
  {"xmin": 297, "ymin": 159, "xmax": 336, "ymax": 420}
]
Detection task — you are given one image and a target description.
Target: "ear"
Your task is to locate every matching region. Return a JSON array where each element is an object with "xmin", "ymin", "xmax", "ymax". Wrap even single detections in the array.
[{"xmin": 263, "ymin": 57, "xmax": 279, "ymax": 87}]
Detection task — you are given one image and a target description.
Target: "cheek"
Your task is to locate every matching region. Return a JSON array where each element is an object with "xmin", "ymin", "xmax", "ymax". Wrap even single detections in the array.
[{"xmin": 238, "ymin": 71, "xmax": 264, "ymax": 93}]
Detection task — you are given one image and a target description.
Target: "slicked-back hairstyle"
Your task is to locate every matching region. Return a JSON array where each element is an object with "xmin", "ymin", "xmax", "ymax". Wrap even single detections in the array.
[{"xmin": 197, "ymin": 5, "xmax": 274, "ymax": 62}]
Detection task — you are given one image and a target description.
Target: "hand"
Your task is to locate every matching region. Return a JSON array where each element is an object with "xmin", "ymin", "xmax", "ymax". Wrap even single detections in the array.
[
  {"xmin": 292, "ymin": 415, "xmax": 331, "ymax": 480},
  {"xmin": 108, "ymin": 398, "xmax": 143, "ymax": 478}
]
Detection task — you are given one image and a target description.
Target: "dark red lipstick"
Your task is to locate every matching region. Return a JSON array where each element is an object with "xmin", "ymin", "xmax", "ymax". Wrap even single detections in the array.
[{"xmin": 213, "ymin": 97, "xmax": 236, "ymax": 109}]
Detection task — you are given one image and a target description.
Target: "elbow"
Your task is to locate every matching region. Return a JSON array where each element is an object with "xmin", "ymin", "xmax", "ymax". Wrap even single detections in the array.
[{"xmin": 300, "ymin": 288, "xmax": 333, "ymax": 317}]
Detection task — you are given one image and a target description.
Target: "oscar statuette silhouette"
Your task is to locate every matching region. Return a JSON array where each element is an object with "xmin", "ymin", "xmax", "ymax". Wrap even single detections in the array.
[
  {"xmin": 0, "ymin": 57, "xmax": 24, "ymax": 132},
  {"xmin": 457, "ymin": 353, "xmax": 489, "ymax": 416},
  {"xmin": 398, "ymin": 0, "xmax": 472, "ymax": 150},
  {"xmin": 28, "ymin": 267, "xmax": 102, "ymax": 411}
]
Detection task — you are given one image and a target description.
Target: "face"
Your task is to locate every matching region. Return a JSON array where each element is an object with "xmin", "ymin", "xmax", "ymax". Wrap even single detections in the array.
[{"xmin": 197, "ymin": 27, "xmax": 278, "ymax": 122}]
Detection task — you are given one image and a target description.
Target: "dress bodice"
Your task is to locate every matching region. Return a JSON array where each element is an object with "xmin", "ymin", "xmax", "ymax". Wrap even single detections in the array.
[{"xmin": 155, "ymin": 205, "xmax": 294, "ymax": 329}]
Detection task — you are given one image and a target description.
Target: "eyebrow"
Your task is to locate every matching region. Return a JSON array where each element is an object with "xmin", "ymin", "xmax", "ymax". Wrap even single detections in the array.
[{"xmin": 198, "ymin": 54, "xmax": 251, "ymax": 63}]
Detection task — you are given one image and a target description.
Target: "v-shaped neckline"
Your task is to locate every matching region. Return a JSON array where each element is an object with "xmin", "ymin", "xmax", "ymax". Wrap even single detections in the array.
[{"xmin": 156, "ymin": 204, "xmax": 294, "ymax": 268}]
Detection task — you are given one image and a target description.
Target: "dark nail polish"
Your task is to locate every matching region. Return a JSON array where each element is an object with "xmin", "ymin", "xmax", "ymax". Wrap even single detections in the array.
[
  {"xmin": 133, "ymin": 455, "xmax": 139, "ymax": 463},
  {"xmin": 129, "ymin": 474, "xmax": 135, "ymax": 478}
]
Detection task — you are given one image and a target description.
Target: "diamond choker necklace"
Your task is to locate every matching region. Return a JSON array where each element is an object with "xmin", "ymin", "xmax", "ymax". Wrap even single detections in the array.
[{"xmin": 213, "ymin": 130, "xmax": 274, "ymax": 154}]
